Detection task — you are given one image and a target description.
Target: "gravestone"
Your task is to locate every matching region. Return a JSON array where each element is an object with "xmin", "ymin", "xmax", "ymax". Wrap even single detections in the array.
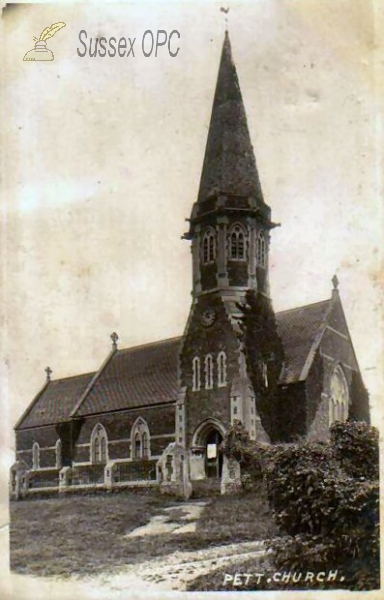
[
  {"xmin": 220, "ymin": 454, "xmax": 242, "ymax": 494},
  {"xmin": 157, "ymin": 443, "xmax": 192, "ymax": 499}
]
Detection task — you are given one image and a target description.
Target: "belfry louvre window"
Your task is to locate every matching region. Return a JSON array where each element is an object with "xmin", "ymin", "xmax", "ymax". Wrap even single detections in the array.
[
  {"xmin": 205, "ymin": 354, "xmax": 214, "ymax": 389},
  {"xmin": 203, "ymin": 228, "xmax": 216, "ymax": 264},
  {"xmin": 229, "ymin": 225, "xmax": 246, "ymax": 260},
  {"xmin": 192, "ymin": 357, "xmax": 201, "ymax": 391},
  {"xmin": 217, "ymin": 351, "xmax": 227, "ymax": 387},
  {"xmin": 257, "ymin": 230, "xmax": 266, "ymax": 267}
]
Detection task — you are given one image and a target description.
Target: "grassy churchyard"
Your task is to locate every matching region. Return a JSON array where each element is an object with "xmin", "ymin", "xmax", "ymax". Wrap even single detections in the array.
[
  {"xmin": 10, "ymin": 489, "xmax": 275, "ymax": 581},
  {"xmin": 10, "ymin": 422, "xmax": 379, "ymax": 591}
]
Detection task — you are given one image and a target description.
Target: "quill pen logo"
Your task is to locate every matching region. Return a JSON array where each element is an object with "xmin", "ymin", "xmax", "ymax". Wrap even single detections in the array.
[{"xmin": 23, "ymin": 22, "xmax": 66, "ymax": 61}]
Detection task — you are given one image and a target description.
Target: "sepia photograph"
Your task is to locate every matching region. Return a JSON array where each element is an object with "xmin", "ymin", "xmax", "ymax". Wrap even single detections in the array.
[{"xmin": 1, "ymin": 1, "xmax": 382, "ymax": 597}]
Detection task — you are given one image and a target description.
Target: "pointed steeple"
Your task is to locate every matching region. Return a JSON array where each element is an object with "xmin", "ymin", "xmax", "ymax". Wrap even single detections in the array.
[{"xmin": 197, "ymin": 32, "xmax": 264, "ymax": 205}]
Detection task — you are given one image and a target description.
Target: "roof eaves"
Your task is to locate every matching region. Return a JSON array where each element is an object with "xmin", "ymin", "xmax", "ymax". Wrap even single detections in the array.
[{"xmin": 276, "ymin": 298, "xmax": 330, "ymax": 317}]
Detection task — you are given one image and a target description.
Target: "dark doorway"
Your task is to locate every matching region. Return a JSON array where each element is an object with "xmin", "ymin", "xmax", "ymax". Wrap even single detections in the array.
[{"xmin": 205, "ymin": 429, "xmax": 223, "ymax": 478}]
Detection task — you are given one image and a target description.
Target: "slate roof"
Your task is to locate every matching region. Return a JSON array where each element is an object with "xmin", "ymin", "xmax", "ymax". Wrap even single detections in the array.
[
  {"xmin": 15, "ymin": 372, "xmax": 95, "ymax": 430},
  {"xmin": 15, "ymin": 300, "xmax": 333, "ymax": 429},
  {"xmin": 74, "ymin": 337, "xmax": 180, "ymax": 417},
  {"xmin": 276, "ymin": 300, "xmax": 331, "ymax": 384},
  {"xmin": 197, "ymin": 31, "xmax": 265, "ymax": 205}
]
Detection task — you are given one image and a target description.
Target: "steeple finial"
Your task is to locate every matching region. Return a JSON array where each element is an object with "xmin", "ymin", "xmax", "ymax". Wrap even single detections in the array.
[
  {"xmin": 110, "ymin": 331, "xmax": 119, "ymax": 349},
  {"xmin": 220, "ymin": 6, "xmax": 230, "ymax": 31},
  {"xmin": 45, "ymin": 366, "xmax": 52, "ymax": 382}
]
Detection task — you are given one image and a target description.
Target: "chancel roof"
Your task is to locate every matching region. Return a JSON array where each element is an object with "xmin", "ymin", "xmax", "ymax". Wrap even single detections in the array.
[
  {"xmin": 15, "ymin": 300, "xmax": 333, "ymax": 429},
  {"xmin": 276, "ymin": 300, "xmax": 331, "ymax": 384}
]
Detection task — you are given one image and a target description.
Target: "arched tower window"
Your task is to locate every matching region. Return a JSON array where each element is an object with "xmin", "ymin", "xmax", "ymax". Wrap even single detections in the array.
[
  {"xmin": 229, "ymin": 224, "xmax": 246, "ymax": 260},
  {"xmin": 55, "ymin": 439, "xmax": 62, "ymax": 469},
  {"xmin": 205, "ymin": 354, "xmax": 214, "ymax": 390},
  {"xmin": 90, "ymin": 424, "xmax": 109, "ymax": 464},
  {"xmin": 256, "ymin": 230, "xmax": 266, "ymax": 267},
  {"xmin": 329, "ymin": 366, "xmax": 350, "ymax": 426},
  {"xmin": 202, "ymin": 228, "xmax": 216, "ymax": 264},
  {"xmin": 217, "ymin": 351, "xmax": 227, "ymax": 387},
  {"xmin": 131, "ymin": 417, "xmax": 151, "ymax": 460},
  {"xmin": 192, "ymin": 357, "xmax": 201, "ymax": 391},
  {"xmin": 32, "ymin": 442, "xmax": 40, "ymax": 470}
]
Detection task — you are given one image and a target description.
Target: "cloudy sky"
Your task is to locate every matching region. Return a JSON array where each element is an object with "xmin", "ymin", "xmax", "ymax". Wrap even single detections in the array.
[{"xmin": 1, "ymin": 0, "xmax": 382, "ymax": 534}]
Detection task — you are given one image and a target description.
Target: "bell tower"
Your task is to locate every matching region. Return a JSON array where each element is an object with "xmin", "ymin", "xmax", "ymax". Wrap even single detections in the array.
[
  {"xmin": 184, "ymin": 31, "xmax": 277, "ymax": 301},
  {"xmin": 179, "ymin": 32, "xmax": 274, "ymax": 471}
]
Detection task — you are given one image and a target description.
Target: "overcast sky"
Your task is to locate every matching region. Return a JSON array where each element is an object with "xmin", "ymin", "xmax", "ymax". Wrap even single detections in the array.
[{"xmin": 1, "ymin": 0, "xmax": 383, "ymax": 531}]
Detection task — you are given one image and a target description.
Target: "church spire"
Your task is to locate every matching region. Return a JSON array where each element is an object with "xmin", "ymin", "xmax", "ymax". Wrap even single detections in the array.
[{"xmin": 197, "ymin": 31, "xmax": 264, "ymax": 205}]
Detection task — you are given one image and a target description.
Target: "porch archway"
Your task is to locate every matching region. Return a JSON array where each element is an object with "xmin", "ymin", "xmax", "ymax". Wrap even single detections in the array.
[{"xmin": 191, "ymin": 418, "xmax": 226, "ymax": 478}]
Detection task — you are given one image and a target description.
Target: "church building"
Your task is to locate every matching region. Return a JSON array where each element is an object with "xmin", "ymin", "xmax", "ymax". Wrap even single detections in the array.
[{"xmin": 11, "ymin": 33, "xmax": 369, "ymax": 497}]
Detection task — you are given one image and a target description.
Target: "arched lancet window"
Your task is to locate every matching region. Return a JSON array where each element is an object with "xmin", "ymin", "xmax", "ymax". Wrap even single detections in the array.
[
  {"xmin": 55, "ymin": 439, "xmax": 62, "ymax": 469},
  {"xmin": 32, "ymin": 442, "xmax": 40, "ymax": 470},
  {"xmin": 100, "ymin": 437, "xmax": 107, "ymax": 463},
  {"xmin": 134, "ymin": 432, "xmax": 141, "ymax": 459},
  {"xmin": 256, "ymin": 230, "xmax": 266, "ymax": 267},
  {"xmin": 90, "ymin": 424, "xmax": 109, "ymax": 464},
  {"xmin": 329, "ymin": 366, "xmax": 349, "ymax": 426},
  {"xmin": 203, "ymin": 228, "xmax": 216, "ymax": 264},
  {"xmin": 142, "ymin": 432, "xmax": 149, "ymax": 458},
  {"xmin": 217, "ymin": 351, "xmax": 227, "ymax": 387},
  {"xmin": 94, "ymin": 438, "xmax": 100, "ymax": 462},
  {"xmin": 131, "ymin": 417, "xmax": 151, "ymax": 460},
  {"xmin": 192, "ymin": 357, "xmax": 201, "ymax": 391},
  {"xmin": 205, "ymin": 354, "xmax": 214, "ymax": 390},
  {"xmin": 229, "ymin": 224, "xmax": 246, "ymax": 260}
]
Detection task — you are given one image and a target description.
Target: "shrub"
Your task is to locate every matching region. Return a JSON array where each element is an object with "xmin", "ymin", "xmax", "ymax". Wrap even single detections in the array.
[
  {"xmin": 267, "ymin": 480, "xmax": 379, "ymax": 590},
  {"xmin": 222, "ymin": 420, "xmax": 380, "ymax": 590},
  {"xmin": 265, "ymin": 442, "xmax": 344, "ymax": 536},
  {"xmin": 263, "ymin": 422, "xmax": 380, "ymax": 590},
  {"xmin": 330, "ymin": 420, "xmax": 379, "ymax": 480}
]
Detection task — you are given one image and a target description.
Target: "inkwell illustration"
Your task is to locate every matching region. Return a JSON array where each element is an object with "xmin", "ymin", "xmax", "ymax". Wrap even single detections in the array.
[{"xmin": 23, "ymin": 22, "xmax": 66, "ymax": 61}]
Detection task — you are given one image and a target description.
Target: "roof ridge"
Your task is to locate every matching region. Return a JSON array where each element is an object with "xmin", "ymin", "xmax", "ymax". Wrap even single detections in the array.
[
  {"xmin": 276, "ymin": 298, "xmax": 331, "ymax": 316},
  {"xmin": 117, "ymin": 335, "xmax": 182, "ymax": 353},
  {"xmin": 49, "ymin": 371, "xmax": 96, "ymax": 383}
]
